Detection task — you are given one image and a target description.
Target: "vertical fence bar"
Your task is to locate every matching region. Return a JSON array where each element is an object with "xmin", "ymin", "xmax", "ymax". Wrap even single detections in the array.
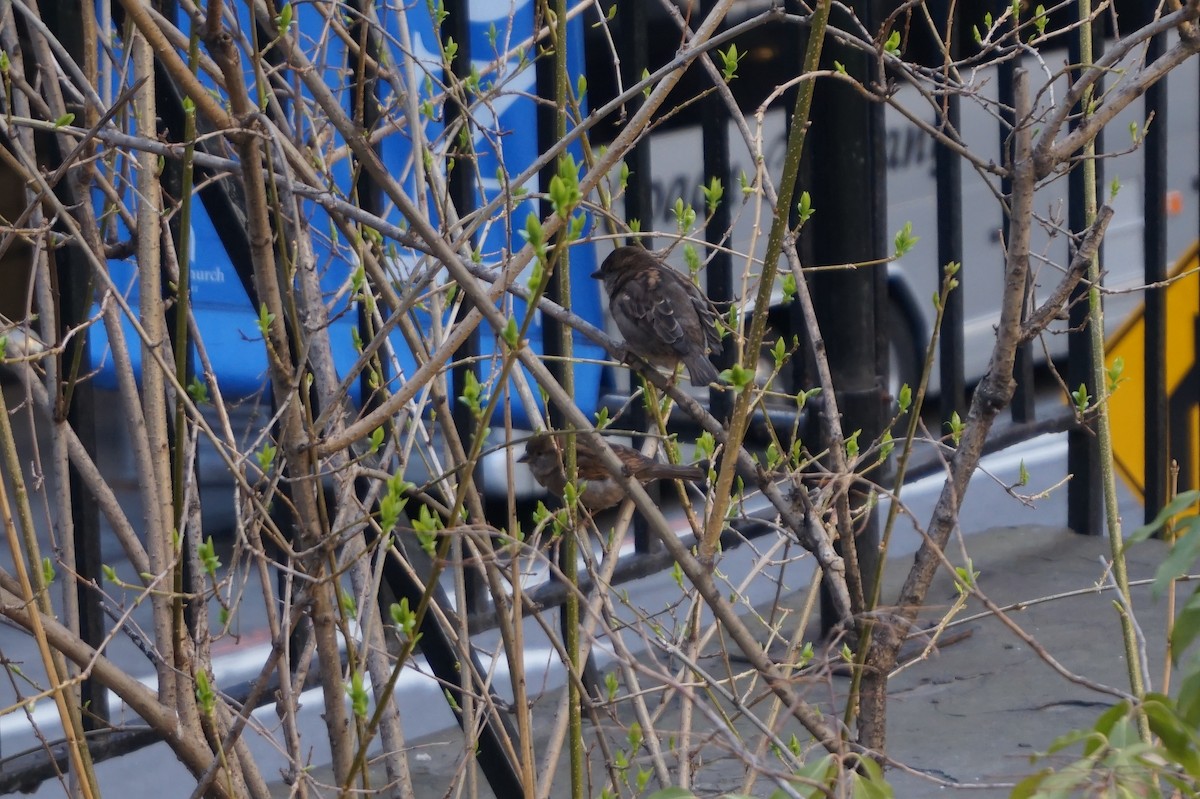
[
  {"xmin": 40, "ymin": 0, "xmax": 109, "ymax": 731},
  {"xmin": 349, "ymin": 1, "xmax": 385, "ymax": 411},
  {"xmin": 935, "ymin": 27, "xmax": 965, "ymax": 421},
  {"xmin": 701, "ymin": 0, "xmax": 734, "ymax": 425},
  {"xmin": 443, "ymin": 0, "xmax": 488, "ymax": 611},
  {"xmin": 807, "ymin": 0, "xmax": 886, "ymax": 633},
  {"xmin": 1066, "ymin": 13, "xmax": 1104, "ymax": 535},
  {"xmin": 789, "ymin": 0, "xmax": 812, "ymax": 408},
  {"xmin": 1142, "ymin": 25, "xmax": 1168, "ymax": 522},
  {"xmin": 936, "ymin": 93, "xmax": 966, "ymax": 422},
  {"xmin": 63, "ymin": 291, "xmax": 108, "ymax": 731},
  {"xmin": 618, "ymin": 0, "xmax": 658, "ymax": 555}
]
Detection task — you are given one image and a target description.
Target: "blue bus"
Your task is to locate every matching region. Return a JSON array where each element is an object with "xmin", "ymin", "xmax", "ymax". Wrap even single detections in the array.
[{"xmin": 86, "ymin": 0, "xmax": 607, "ymax": 505}]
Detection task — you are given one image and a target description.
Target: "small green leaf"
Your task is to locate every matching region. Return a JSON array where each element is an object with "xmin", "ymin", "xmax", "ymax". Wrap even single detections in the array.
[
  {"xmin": 340, "ymin": 588, "xmax": 357, "ymax": 616},
  {"xmin": 256, "ymin": 303, "xmax": 275, "ymax": 339},
  {"xmin": 523, "ymin": 213, "xmax": 544, "ymax": 253},
  {"xmin": 893, "ymin": 221, "xmax": 918, "ymax": 258},
  {"xmin": 502, "ymin": 317, "xmax": 519, "ymax": 349},
  {"xmin": 412, "ymin": 504, "xmax": 442, "ymax": 557},
  {"xmin": 186, "ymin": 377, "xmax": 209, "ymax": 405},
  {"xmin": 54, "ymin": 112, "xmax": 75, "ymax": 129},
  {"xmin": 796, "ymin": 191, "xmax": 814, "ymax": 224},
  {"xmin": 719, "ymin": 363, "xmax": 755, "ymax": 393},
  {"xmin": 797, "ymin": 386, "xmax": 820, "ymax": 413},
  {"xmin": 390, "ymin": 597, "xmax": 417, "ymax": 638},
  {"xmin": 195, "ymin": 670, "xmax": 215, "ymax": 714},
  {"xmin": 627, "ymin": 721, "xmax": 643, "ymax": 750},
  {"xmin": 771, "ymin": 337, "xmax": 787, "ymax": 370},
  {"xmin": 702, "ymin": 176, "xmax": 723, "ymax": 213},
  {"xmin": 878, "ymin": 430, "xmax": 894, "ymax": 464},
  {"xmin": 672, "ymin": 197, "xmax": 696, "ymax": 233},
  {"xmin": 379, "ymin": 474, "xmax": 411, "ymax": 534},
  {"xmin": 276, "ymin": 2, "xmax": 293, "ymax": 33},
  {"xmin": 346, "ymin": 672, "xmax": 369, "ymax": 718},
  {"xmin": 780, "ymin": 273, "xmax": 797, "ymax": 304},
  {"xmin": 739, "ymin": 170, "xmax": 753, "ymax": 195},
  {"xmin": 954, "ymin": 558, "xmax": 979, "ymax": 593},
  {"xmin": 1071, "ymin": 383, "xmax": 1090, "ymax": 413},
  {"xmin": 897, "ymin": 383, "xmax": 912, "ymax": 413},
  {"xmin": 198, "ymin": 536, "xmax": 221, "ymax": 578},
  {"xmin": 548, "ymin": 154, "xmax": 581, "ymax": 215},
  {"xmin": 765, "ymin": 442, "xmax": 781, "ymax": 470},
  {"xmin": 256, "ymin": 443, "xmax": 277, "ymax": 474},
  {"xmin": 604, "ymin": 671, "xmax": 619, "ymax": 702},
  {"xmin": 526, "ymin": 259, "xmax": 544, "ymax": 293},
  {"xmin": 1033, "ymin": 4, "xmax": 1048, "ymax": 36},
  {"xmin": 946, "ymin": 411, "xmax": 964, "ymax": 446},
  {"xmin": 883, "ymin": 30, "xmax": 901, "ymax": 56},
  {"xmin": 368, "ymin": 426, "xmax": 385, "ymax": 454},
  {"xmin": 42, "ymin": 557, "xmax": 55, "ymax": 585},
  {"xmin": 719, "ymin": 43, "xmax": 742, "ymax": 81},
  {"xmin": 844, "ymin": 429, "xmax": 861, "ymax": 459},
  {"xmin": 458, "ymin": 370, "xmax": 483, "ymax": 419}
]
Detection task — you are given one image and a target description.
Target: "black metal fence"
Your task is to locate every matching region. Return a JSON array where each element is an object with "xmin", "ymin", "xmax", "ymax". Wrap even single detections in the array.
[{"xmin": 2, "ymin": 0, "xmax": 1198, "ymax": 793}]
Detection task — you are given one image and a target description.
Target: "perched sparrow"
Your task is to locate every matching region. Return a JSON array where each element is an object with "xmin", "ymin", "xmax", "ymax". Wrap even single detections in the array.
[
  {"xmin": 518, "ymin": 431, "xmax": 708, "ymax": 512},
  {"xmin": 591, "ymin": 246, "xmax": 723, "ymax": 387}
]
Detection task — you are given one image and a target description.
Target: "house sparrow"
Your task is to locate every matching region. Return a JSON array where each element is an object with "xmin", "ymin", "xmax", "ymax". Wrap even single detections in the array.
[
  {"xmin": 591, "ymin": 246, "xmax": 723, "ymax": 387},
  {"xmin": 518, "ymin": 431, "xmax": 708, "ymax": 512}
]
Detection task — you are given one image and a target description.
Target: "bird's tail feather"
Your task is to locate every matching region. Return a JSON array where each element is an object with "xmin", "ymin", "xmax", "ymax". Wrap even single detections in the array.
[{"xmin": 685, "ymin": 353, "xmax": 721, "ymax": 387}]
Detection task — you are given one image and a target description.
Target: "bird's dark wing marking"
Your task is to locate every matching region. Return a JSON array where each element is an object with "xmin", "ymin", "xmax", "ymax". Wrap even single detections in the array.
[{"xmin": 660, "ymin": 267, "xmax": 723, "ymax": 355}]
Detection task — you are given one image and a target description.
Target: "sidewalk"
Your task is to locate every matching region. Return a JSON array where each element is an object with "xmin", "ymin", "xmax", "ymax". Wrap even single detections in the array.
[{"xmin": 381, "ymin": 523, "xmax": 1171, "ymax": 799}]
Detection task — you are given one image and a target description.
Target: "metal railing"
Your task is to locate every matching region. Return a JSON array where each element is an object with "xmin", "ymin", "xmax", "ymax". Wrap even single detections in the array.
[{"xmin": 3, "ymin": 0, "xmax": 1197, "ymax": 793}]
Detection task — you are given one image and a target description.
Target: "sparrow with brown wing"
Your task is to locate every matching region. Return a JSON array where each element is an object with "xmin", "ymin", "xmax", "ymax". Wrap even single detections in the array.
[
  {"xmin": 591, "ymin": 246, "xmax": 724, "ymax": 387},
  {"xmin": 518, "ymin": 431, "xmax": 708, "ymax": 512}
]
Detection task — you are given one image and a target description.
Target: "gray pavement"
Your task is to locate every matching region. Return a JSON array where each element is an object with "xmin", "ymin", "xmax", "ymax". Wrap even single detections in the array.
[
  {"xmin": 379, "ymin": 522, "xmax": 1174, "ymax": 799},
  {"xmin": 4, "ymin": 367, "xmax": 1177, "ymax": 799},
  {"xmin": 883, "ymin": 523, "xmax": 1169, "ymax": 796}
]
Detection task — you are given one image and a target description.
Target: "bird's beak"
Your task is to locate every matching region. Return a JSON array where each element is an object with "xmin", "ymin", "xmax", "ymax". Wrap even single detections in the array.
[
  {"xmin": 517, "ymin": 451, "xmax": 530, "ymax": 463},
  {"xmin": 589, "ymin": 269, "xmax": 602, "ymax": 279}
]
